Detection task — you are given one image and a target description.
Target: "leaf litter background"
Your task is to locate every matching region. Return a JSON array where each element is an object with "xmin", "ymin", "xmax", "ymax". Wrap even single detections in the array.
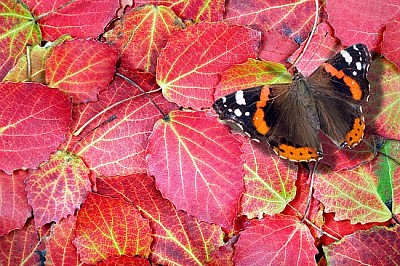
[{"xmin": 0, "ymin": 0, "xmax": 400, "ymax": 265}]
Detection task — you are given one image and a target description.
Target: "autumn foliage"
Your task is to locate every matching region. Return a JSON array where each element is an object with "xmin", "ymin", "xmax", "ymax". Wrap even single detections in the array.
[{"xmin": 0, "ymin": 0, "xmax": 399, "ymax": 265}]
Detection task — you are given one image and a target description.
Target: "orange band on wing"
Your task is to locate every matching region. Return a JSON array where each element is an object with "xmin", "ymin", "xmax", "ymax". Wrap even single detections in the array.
[
  {"xmin": 273, "ymin": 144, "xmax": 322, "ymax": 162},
  {"xmin": 253, "ymin": 87, "xmax": 271, "ymax": 135},
  {"xmin": 323, "ymin": 63, "xmax": 362, "ymax": 100},
  {"xmin": 344, "ymin": 117, "xmax": 365, "ymax": 147}
]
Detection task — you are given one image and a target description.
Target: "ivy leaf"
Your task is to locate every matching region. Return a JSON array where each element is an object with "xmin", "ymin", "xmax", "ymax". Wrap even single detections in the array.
[
  {"xmin": 97, "ymin": 174, "xmax": 231, "ymax": 265},
  {"xmin": 0, "ymin": 170, "xmax": 32, "ymax": 236},
  {"xmin": 46, "ymin": 39, "xmax": 118, "ymax": 103},
  {"xmin": 25, "ymin": 150, "xmax": 91, "ymax": 227},
  {"xmin": 73, "ymin": 193, "xmax": 152, "ymax": 264},
  {"xmin": 105, "ymin": 4, "xmax": 185, "ymax": 74},
  {"xmin": 0, "ymin": 83, "xmax": 71, "ymax": 174},
  {"xmin": 0, "ymin": 0, "xmax": 41, "ymax": 80},
  {"xmin": 156, "ymin": 22, "xmax": 260, "ymax": 109},
  {"xmin": 147, "ymin": 110, "xmax": 244, "ymax": 229}
]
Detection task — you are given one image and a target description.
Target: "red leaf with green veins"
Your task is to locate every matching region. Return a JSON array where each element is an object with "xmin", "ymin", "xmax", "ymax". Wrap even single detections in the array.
[
  {"xmin": 97, "ymin": 174, "xmax": 231, "ymax": 265},
  {"xmin": 25, "ymin": 150, "xmax": 91, "ymax": 227},
  {"xmin": 73, "ymin": 193, "xmax": 152, "ymax": 264},
  {"xmin": 0, "ymin": 170, "xmax": 32, "ymax": 236},
  {"xmin": 68, "ymin": 75, "xmax": 178, "ymax": 176},
  {"xmin": 135, "ymin": 0, "xmax": 225, "ymax": 21},
  {"xmin": 46, "ymin": 39, "xmax": 118, "ymax": 103},
  {"xmin": 239, "ymin": 136, "xmax": 298, "ymax": 219},
  {"xmin": 0, "ymin": 83, "xmax": 71, "ymax": 174},
  {"xmin": 225, "ymin": 0, "xmax": 315, "ymax": 43},
  {"xmin": 105, "ymin": 5, "xmax": 185, "ymax": 74},
  {"xmin": 156, "ymin": 22, "xmax": 260, "ymax": 109},
  {"xmin": 24, "ymin": 0, "xmax": 120, "ymax": 40},
  {"xmin": 324, "ymin": 226, "xmax": 400, "ymax": 265},
  {"xmin": 234, "ymin": 214, "xmax": 317, "ymax": 265},
  {"xmin": 97, "ymin": 256, "xmax": 150, "ymax": 265},
  {"xmin": 326, "ymin": 0, "xmax": 400, "ymax": 48},
  {"xmin": 147, "ymin": 110, "xmax": 244, "ymax": 229},
  {"xmin": 0, "ymin": 0, "xmax": 41, "ymax": 80},
  {"xmin": 45, "ymin": 215, "xmax": 80, "ymax": 265},
  {"xmin": 0, "ymin": 219, "xmax": 44, "ymax": 265}
]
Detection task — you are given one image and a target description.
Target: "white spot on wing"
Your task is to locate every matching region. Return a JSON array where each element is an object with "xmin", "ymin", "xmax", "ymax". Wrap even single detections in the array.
[
  {"xmin": 235, "ymin": 90, "xmax": 246, "ymax": 105},
  {"xmin": 353, "ymin": 45, "xmax": 359, "ymax": 51},
  {"xmin": 356, "ymin": 62, "xmax": 362, "ymax": 70},
  {"xmin": 234, "ymin": 109, "xmax": 242, "ymax": 117},
  {"xmin": 245, "ymin": 112, "xmax": 250, "ymax": 116},
  {"xmin": 222, "ymin": 97, "xmax": 226, "ymax": 103},
  {"xmin": 341, "ymin": 50, "xmax": 353, "ymax": 65},
  {"xmin": 353, "ymin": 71, "xmax": 357, "ymax": 76}
]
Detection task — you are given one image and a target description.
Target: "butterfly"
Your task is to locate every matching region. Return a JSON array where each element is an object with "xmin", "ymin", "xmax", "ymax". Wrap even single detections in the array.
[{"xmin": 213, "ymin": 44, "xmax": 372, "ymax": 162}]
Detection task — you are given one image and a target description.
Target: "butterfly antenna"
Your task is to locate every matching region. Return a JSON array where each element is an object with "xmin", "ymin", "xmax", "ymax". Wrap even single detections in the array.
[
  {"xmin": 115, "ymin": 72, "xmax": 167, "ymax": 118},
  {"xmin": 302, "ymin": 160, "xmax": 319, "ymax": 222},
  {"xmin": 288, "ymin": 0, "xmax": 319, "ymax": 71}
]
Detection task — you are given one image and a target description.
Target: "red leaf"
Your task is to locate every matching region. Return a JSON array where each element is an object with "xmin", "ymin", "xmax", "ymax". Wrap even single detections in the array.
[
  {"xmin": 0, "ymin": 170, "xmax": 32, "ymax": 236},
  {"xmin": 134, "ymin": 0, "xmax": 225, "ymax": 21},
  {"xmin": 326, "ymin": 0, "xmax": 400, "ymax": 48},
  {"xmin": 45, "ymin": 215, "xmax": 80, "ymax": 265},
  {"xmin": 73, "ymin": 193, "xmax": 152, "ymax": 264},
  {"xmin": 382, "ymin": 16, "xmax": 400, "ymax": 69},
  {"xmin": 0, "ymin": 82, "xmax": 71, "ymax": 174},
  {"xmin": 238, "ymin": 136, "xmax": 298, "ymax": 219},
  {"xmin": 156, "ymin": 22, "xmax": 260, "ymax": 109},
  {"xmin": 97, "ymin": 255, "xmax": 150, "ymax": 265},
  {"xmin": 0, "ymin": 0, "xmax": 41, "ymax": 80},
  {"xmin": 234, "ymin": 215, "xmax": 317, "ymax": 265},
  {"xmin": 24, "ymin": 0, "xmax": 120, "ymax": 40},
  {"xmin": 25, "ymin": 151, "xmax": 91, "ymax": 227},
  {"xmin": 105, "ymin": 5, "xmax": 185, "ymax": 74},
  {"xmin": 46, "ymin": 39, "xmax": 118, "ymax": 103},
  {"xmin": 147, "ymin": 110, "xmax": 244, "ymax": 229},
  {"xmin": 68, "ymin": 75, "xmax": 178, "ymax": 176},
  {"xmin": 225, "ymin": 0, "xmax": 315, "ymax": 43},
  {"xmin": 324, "ymin": 226, "xmax": 400, "ymax": 265},
  {"xmin": 258, "ymin": 29, "xmax": 298, "ymax": 63},
  {"xmin": 97, "ymin": 174, "xmax": 231, "ymax": 265},
  {"xmin": 0, "ymin": 219, "xmax": 44, "ymax": 265}
]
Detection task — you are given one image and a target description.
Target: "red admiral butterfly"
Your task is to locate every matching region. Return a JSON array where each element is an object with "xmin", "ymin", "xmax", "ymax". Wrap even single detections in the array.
[{"xmin": 213, "ymin": 44, "xmax": 372, "ymax": 162}]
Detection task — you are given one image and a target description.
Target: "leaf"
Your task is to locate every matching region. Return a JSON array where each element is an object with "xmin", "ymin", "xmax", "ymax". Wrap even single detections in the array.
[
  {"xmin": 4, "ymin": 35, "xmax": 71, "ymax": 83},
  {"xmin": 105, "ymin": 4, "xmax": 185, "ymax": 74},
  {"xmin": 68, "ymin": 75, "xmax": 178, "ymax": 176},
  {"xmin": 0, "ymin": 170, "xmax": 32, "ymax": 236},
  {"xmin": 224, "ymin": 0, "xmax": 315, "ymax": 43},
  {"xmin": 25, "ymin": 150, "xmax": 91, "ymax": 227},
  {"xmin": 233, "ymin": 214, "xmax": 317, "ymax": 265},
  {"xmin": 0, "ymin": 219, "xmax": 44, "ymax": 265},
  {"xmin": 73, "ymin": 193, "xmax": 152, "ymax": 264},
  {"xmin": 134, "ymin": 0, "xmax": 225, "ymax": 22},
  {"xmin": 258, "ymin": 29, "xmax": 298, "ymax": 63},
  {"xmin": 147, "ymin": 110, "xmax": 244, "ymax": 229},
  {"xmin": 46, "ymin": 39, "xmax": 119, "ymax": 103},
  {"xmin": 326, "ymin": 0, "xmax": 400, "ymax": 48},
  {"xmin": 0, "ymin": 0, "xmax": 41, "ymax": 80},
  {"xmin": 156, "ymin": 22, "xmax": 260, "ymax": 109},
  {"xmin": 44, "ymin": 215, "xmax": 79, "ymax": 265},
  {"xmin": 313, "ymin": 163, "xmax": 392, "ymax": 224},
  {"xmin": 214, "ymin": 59, "xmax": 292, "ymax": 99},
  {"xmin": 382, "ymin": 16, "xmax": 400, "ymax": 69},
  {"xmin": 97, "ymin": 174, "xmax": 230, "ymax": 265},
  {"xmin": 364, "ymin": 57, "xmax": 400, "ymax": 140},
  {"xmin": 324, "ymin": 226, "xmax": 400, "ymax": 265},
  {"xmin": 24, "ymin": 0, "xmax": 120, "ymax": 40},
  {"xmin": 0, "ymin": 82, "xmax": 71, "ymax": 174},
  {"xmin": 97, "ymin": 256, "xmax": 150, "ymax": 265},
  {"xmin": 239, "ymin": 136, "xmax": 298, "ymax": 219}
]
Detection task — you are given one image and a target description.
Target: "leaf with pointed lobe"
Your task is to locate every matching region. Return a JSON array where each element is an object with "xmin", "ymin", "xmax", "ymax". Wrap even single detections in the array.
[
  {"xmin": 24, "ymin": 0, "xmax": 120, "ymax": 40},
  {"xmin": 25, "ymin": 150, "xmax": 91, "ymax": 227},
  {"xmin": 105, "ymin": 5, "xmax": 185, "ymax": 74},
  {"xmin": 147, "ymin": 110, "xmax": 244, "ymax": 229},
  {"xmin": 73, "ymin": 193, "xmax": 152, "ymax": 264},
  {"xmin": 96, "ymin": 174, "xmax": 231, "ymax": 266},
  {"xmin": 0, "ymin": 0, "xmax": 41, "ymax": 80},
  {"xmin": 0, "ymin": 170, "xmax": 32, "ymax": 237},
  {"xmin": 46, "ymin": 39, "xmax": 118, "ymax": 103},
  {"xmin": 0, "ymin": 82, "xmax": 71, "ymax": 174},
  {"xmin": 382, "ymin": 16, "xmax": 400, "ymax": 69},
  {"xmin": 67, "ymin": 75, "xmax": 178, "ymax": 177},
  {"xmin": 156, "ymin": 22, "xmax": 260, "ymax": 109}
]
